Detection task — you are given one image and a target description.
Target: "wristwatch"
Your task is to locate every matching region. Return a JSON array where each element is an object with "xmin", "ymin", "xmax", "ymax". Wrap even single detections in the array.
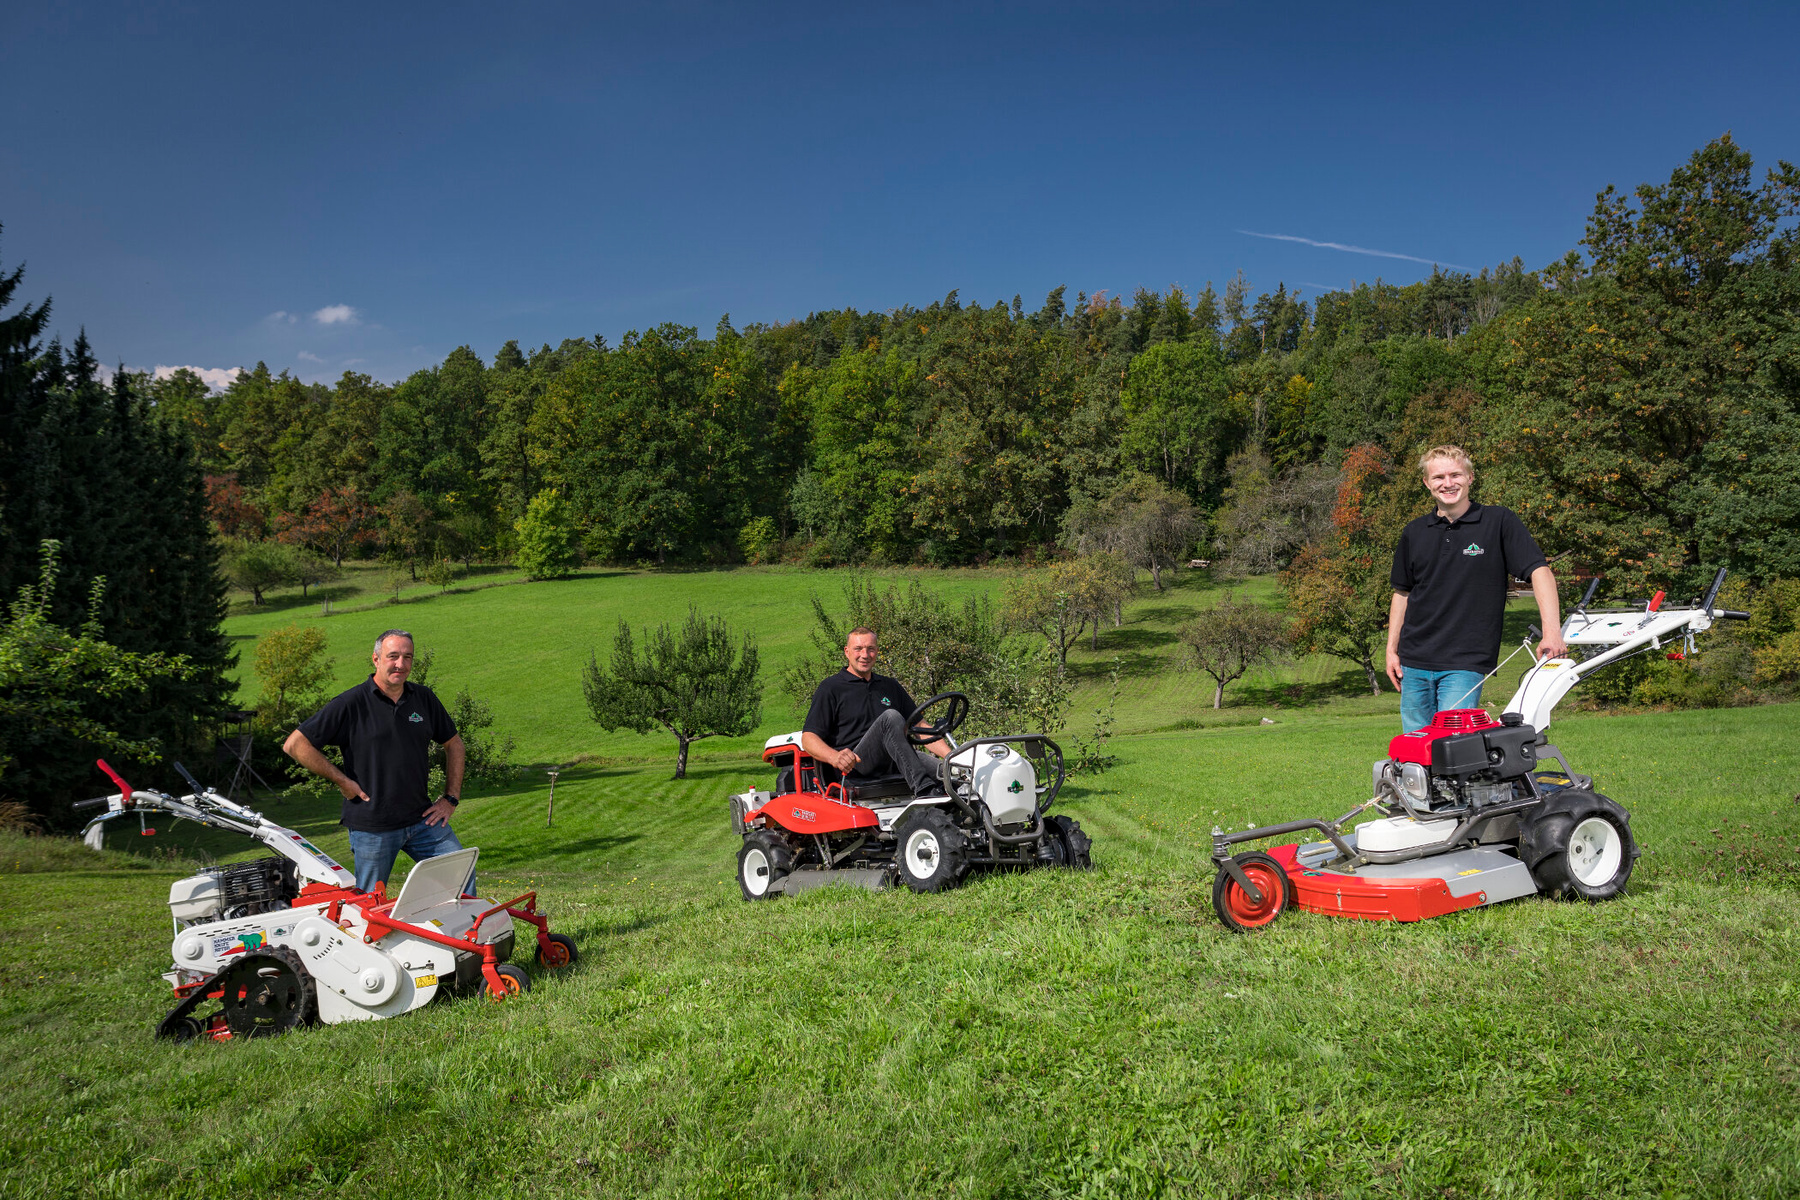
[{"xmin": 438, "ymin": 793, "xmax": 459, "ymax": 807}]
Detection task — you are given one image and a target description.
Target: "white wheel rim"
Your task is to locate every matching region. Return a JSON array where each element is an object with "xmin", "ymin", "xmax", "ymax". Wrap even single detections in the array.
[
  {"xmin": 1567, "ymin": 817, "xmax": 1622, "ymax": 886},
  {"xmin": 743, "ymin": 847, "xmax": 771, "ymax": 896},
  {"xmin": 904, "ymin": 828, "xmax": 940, "ymax": 879}
]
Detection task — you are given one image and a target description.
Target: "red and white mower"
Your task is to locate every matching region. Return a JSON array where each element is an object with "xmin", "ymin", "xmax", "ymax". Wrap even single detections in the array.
[
  {"xmin": 1208, "ymin": 569, "xmax": 1748, "ymax": 931},
  {"xmin": 76, "ymin": 760, "xmax": 577, "ymax": 1039},
  {"xmin": 728, "ymin": 692, "xmax": 1093, "ymax": 899}
]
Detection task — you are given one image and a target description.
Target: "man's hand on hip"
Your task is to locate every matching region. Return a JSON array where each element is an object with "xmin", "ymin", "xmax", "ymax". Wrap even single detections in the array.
[
  {"xmin": 422, "ymin": 798, "xmax": 456, "ymax": 826},
  {"xmin": 340, "ymin": 778, "xmax": 370, "ymax": 803},
  {"xmin": 1385, "ymin": 648, "xmax": 1404, "ymax": 690}
]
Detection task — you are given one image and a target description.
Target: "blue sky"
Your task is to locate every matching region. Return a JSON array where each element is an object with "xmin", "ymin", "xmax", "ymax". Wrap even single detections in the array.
[{"xmin": 3, "ymin": 1, "xmax": 1796, "ymax": 387}]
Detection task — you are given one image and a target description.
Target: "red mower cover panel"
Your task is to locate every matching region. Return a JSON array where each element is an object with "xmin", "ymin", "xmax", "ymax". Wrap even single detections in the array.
[
  {"xmin": 747, "ymin": 792, "xmax": 880, "ymax": 835},
  {"xmin": 1267, "ymin": 844, "xmax": 1486, "ymax": 922},
  {"xmin": 1387, "ymin": 707, "xmax": 1500, "ymax": 766}
]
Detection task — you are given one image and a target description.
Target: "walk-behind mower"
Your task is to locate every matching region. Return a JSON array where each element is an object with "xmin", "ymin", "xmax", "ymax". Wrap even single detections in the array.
[
  {"xmin": 76, "ymin": 760, "xmax": 577, "ymax": 1039},
  {"xmin": 728, "ymin": 692, "xmax": 1093, "ymax": 899},
  {"xmin": 1208, "ymin": 569, "xmax": 1749, "ymax": 931}
]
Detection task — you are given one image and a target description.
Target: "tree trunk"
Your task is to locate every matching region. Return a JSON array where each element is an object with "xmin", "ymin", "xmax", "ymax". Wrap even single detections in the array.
[
  {"xmin": 1114, "ymin": 598, "xmax": 1122, "ymax": 627},
  {"xmin": 1150, "ymin": 560, "xmax": 1164, "ymax": 592},
  {"xmin": 1091, "ymin": 620, "xmax": 1099, "ymax": 651},
  {"xmin": 674, "ymin": 734, "xmax": 691, "ymax": 779},
  {"xmin": 1364, "ymin": 658, "xmax": 1382, "ymax": 695},
  {"xmin": 1213, "ymin": 680, "xmax": 1224, "ymax": 709}
]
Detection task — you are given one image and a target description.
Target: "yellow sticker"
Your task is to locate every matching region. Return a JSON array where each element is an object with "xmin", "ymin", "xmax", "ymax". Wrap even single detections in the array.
[
  {"xmin": 1456, "ymin": 869, "xmax": 1484, "ymax": 876},
  {"xmin": 1537, "ymin": 662, "xmax": 1562, "ymax": 669},
  {"xmin": 429, "ymin": 919, "xmax": 444, "ymax": 928},
  {"xmin": 414, "ymin": 974, "xmax": 438, "ymax": 988}
]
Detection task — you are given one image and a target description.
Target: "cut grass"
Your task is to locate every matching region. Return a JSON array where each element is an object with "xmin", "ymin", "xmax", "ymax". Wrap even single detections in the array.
[
  {"xmin": 222, "ymin": 564, "xmax": 1556, "ymax": 770},
  {"xmin": 3, "ymin": 703, "xmax": 1797, "ymax": 1198}
]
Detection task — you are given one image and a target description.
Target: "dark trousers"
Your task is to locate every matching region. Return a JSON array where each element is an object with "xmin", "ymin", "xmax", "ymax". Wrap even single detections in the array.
[{"xmin": 849, "ymin": 708, "xmax": 943, "ymax": 795}]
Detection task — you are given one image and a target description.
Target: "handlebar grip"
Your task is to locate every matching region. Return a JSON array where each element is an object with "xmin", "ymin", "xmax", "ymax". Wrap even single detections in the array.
[
  {"xmin": 1701, "ymin": 566, "xmax": 1727, "ymax": 614},
  {"xmin": 1718, "ymin": 609, "xmax": 1751, "ymax": 620},
  {"xmin": 172, "ymin": 760, "xmax": 204, "ymax": 792},
  {"xmin": 72, "ymin": 796, "xmax": 111, "ymax": 811},
  {"xmin": 1578, "ymin": 577, "xmax": 1600, "ymax": 608}
]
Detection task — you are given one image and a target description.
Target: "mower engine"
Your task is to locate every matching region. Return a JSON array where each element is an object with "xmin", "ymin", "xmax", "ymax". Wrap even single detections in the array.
[{"xmin": 168, "ymin": 858, "xmax": 299, "ymax": 928}]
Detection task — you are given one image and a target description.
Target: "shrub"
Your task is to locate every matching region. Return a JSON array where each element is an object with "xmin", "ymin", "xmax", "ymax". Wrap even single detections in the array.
[
  {"xmin": 515, "ymin": 490, "xmax": 578, "ymax": 580},
  {"xmin": 254, "ymin": 625, "xmax": 333, "ymax": 726}
]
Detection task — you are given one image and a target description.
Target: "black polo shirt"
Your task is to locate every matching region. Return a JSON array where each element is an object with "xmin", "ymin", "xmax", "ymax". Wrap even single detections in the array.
[
  {"xmin": 1390, "ymin": 502, "xmax": 1547, "ymax": 673},
  {"xmin": 803, "ymin": 669, "xmax": 917, "ymax": 757},
  {"xmin": 297, "ymin": 676, "xmax": 457, "ymax": 832}
]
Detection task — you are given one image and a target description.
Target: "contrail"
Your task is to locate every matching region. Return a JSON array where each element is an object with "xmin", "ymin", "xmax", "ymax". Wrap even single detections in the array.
[{"xmin": 1238, "ymin": 230, "xmax": 1465, "ymax": 270}]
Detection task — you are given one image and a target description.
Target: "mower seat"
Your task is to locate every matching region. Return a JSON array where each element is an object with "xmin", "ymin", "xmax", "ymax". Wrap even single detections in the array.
[{"xmin": 842, "ymin": 772, "xmax": 914, "ymax": 804}]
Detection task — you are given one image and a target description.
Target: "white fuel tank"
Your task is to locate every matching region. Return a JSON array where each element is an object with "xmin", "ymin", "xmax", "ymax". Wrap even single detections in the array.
[{"xmin": 966, "ymin": 745, "xmax": 1037, "ymax": 825}]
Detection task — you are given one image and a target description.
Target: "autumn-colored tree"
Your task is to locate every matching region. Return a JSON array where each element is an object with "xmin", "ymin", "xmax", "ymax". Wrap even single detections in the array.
[
  {"xmin": 204, "ymin": 473, "xmax": 264, "ymax": 539},
  {"xmin": 276, "ymin": 487, "xmax": 379, "ymax": 567},
  {"xmin": 1283, "ymin": 445, "xmax": 1399, "ymax": 694}
]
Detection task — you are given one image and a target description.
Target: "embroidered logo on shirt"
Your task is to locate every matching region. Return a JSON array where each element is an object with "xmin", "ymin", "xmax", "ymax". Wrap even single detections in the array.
[
  {"xmin": 409, "ymin": 712, "xmax": 424, "ymax": 723},
  {"xmin": 1462, "ymin": 543, "xmax": 1485, "ymax": 557},
  {"xmin": 881, "ymin": 696, "xmax": 891, "ymax": 706}
]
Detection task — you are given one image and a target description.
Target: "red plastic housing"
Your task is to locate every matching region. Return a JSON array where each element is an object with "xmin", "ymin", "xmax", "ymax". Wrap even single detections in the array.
[
  {"xmin": 748, "ymin": 793, "xmax": 879, "ymax": 835},
  {"xmin": 1267, "ymin": 844, "xmax": 1486, "ymax": 922},
  {"xmin": 1387, "ymin": 708, "xmax": 1498, "ymax": 766}
]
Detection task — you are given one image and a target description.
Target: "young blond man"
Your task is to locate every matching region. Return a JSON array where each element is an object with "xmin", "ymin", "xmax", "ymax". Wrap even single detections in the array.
[{"xmin": 1386, "ymin": 446, "xmax": 1567, "ymax": 732}]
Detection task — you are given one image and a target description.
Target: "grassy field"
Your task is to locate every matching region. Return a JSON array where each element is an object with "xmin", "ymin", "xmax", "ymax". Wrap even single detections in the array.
[
  {"xmin": 3, "ymin": 696, "xmax": 1797, "ymax": 1198},
  {"xmin": 219, "ymin": 563, "xmax": 1558, "ymax": 769}
]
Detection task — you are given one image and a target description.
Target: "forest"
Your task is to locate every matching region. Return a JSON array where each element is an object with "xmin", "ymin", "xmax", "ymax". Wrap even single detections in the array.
[{"xmin": 3, "ymin": 134, "xmax": 1798, "ymax": 814}]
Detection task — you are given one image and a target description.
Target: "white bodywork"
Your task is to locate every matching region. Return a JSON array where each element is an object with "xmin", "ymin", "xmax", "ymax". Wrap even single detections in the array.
[
  {"xmin": 1502, "ymin": 600, "xmax": 1725, "ymax": 733},
  {"xmin": 948, "ymin": 742, "xmax": 1039, "ymax": 825},
  {"xmin": 84, "ymin": 782, "xmax": 512, "ymax": 1024},
  {"xmin": 1356, "ymin": 815, "xmax": 1460, "ymax": 853}
]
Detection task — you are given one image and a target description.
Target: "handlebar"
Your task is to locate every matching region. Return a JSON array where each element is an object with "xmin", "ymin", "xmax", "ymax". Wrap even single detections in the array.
[
  {"xmin": 1701, "ymin": 566, "xmax": 1728, "ymax": 616},
  {"xmin": 172, "ymin": 760, "xmax": 205, "ymax": 793},
  {"xmin": 1574, "ymin": 576, "xmax": 1600, "ymax": 614},
  {"xmin": 72, "ymin": 796, "xmax": 112, "ymax": 811},
  {"xmin": 1718, "ymin": 609, "xmax": 1751, "ymax": 620}
]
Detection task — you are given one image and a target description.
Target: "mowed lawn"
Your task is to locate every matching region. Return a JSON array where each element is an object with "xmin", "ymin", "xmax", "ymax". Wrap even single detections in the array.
[
  {"xmin": 2, "ymin": 701, "xmax": 1797, "ymax": 1198},
  {"xmin": 220, "ymin": 563, "xmax": 1566, "ymax": 767}
]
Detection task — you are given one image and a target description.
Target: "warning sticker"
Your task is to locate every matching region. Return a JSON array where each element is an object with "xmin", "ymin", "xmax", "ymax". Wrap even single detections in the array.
[
  {"xmin": 1456, "ymin": 868, "xmax": 1484, "ymax": 876},
  {"xmin": 414, "ymin": 974, "xmax": 438, "ymax": 988}
]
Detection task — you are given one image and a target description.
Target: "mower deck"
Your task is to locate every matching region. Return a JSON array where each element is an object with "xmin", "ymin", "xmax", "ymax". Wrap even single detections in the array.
[{"xmin": 1271, "ymin": 839, "xmax": 1538, "ymax": 922}]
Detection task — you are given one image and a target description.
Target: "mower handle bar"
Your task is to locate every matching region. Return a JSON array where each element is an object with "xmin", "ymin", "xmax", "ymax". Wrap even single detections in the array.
[
  {"xmin": 1701, "ymin": 566, "xmax": 1728, "ymax": 616},
  {"xmin": 171, "ymin": 760, "xmax": 206, "ymax": 794},
  {"xmin": 72, "ymin": 796, "xmax": 112, "ymax": 811}
]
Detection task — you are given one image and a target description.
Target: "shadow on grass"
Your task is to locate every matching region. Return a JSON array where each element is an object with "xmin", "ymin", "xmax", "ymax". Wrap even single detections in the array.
[{"xmin": 1236, "ymin": 667, "xmax": 1381, "ymax": 709}]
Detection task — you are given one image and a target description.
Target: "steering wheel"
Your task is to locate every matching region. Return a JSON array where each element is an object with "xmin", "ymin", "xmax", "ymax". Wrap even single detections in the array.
[{"xmin": 906, "ymin": 692, "xmax": 969, "ymax": 747}]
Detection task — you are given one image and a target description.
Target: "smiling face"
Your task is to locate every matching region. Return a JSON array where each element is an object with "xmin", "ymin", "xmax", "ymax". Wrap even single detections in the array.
[
  {"xmin": 1423, "ymin": 456, "xmax": 1472, "ymax": 515},
  {"xmin": 372, "ymin": 635, "xmax": 414, "ymax": 692},
  {"xmin": 843, "ymin": 631, "xmax": 879, "ymax": 679}
]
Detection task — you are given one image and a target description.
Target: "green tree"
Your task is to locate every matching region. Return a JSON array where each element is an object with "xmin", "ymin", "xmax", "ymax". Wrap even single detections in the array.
[
  {"xmin": 222, "ymin": 539, "xmax": 298, "ymax": 606},
  {"xmin": 1178, "ymin": 591, "xmax": 1290, "ymax": 709},
  {"xmin": 1483, "ymin": 135, "xmax": 1800, "ymax": 593},
  {"xmin": 515, "ymin": 489, "xmax": 578, "ymax": 580},
  {"xmin": 1119, "ymin": 340, "xmax": 1237, "ymax": 502},
  {"xmin": 253, "ymin": 625, "xmax": 332, "ymax": 724},
  {"xmin": 0, "ymin": 542, "xmax": 193, "ymax": 809},
  {"xmin": 582, "ymin": 609, "xmax": 762, "ymax": 778}
]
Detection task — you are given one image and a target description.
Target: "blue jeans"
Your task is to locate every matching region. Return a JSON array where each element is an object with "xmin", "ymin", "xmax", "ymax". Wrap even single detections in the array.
[
  {"xmin": 1399, "ymin": 668, "xmax": 1487, "ymax": 733},
  {"xmin": 347, "ymin": 819, "xmax": 473, "ymax": 895}
]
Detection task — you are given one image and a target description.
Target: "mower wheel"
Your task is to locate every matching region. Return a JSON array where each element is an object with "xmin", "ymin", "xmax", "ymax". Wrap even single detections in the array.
[
  {"xmin": 487, "ymin": 964, "xmax": 531, "ymax": 999},
  {"xmin": 1212, "ymin": 852, "xmax": 1293, "ymax": 933},
  {"xmin": 170, "ymin": 1015, "xmax": 206, "ymax": 1042},
  {"xmin": 895, "ymin": 807, "xmax": 968, "ymax": 894},
  {"xmin": 1534, "ymin": 810, "xmax": 1636, "ymax": 901},
  {"xmin": 1048, "ymin": 815, "xmax": 1093, "ymax": 869},
  {"xmin": 738, "ymin": 832, "xmax": 794, "ymax": 901},
  {"xmin": 537, "ymin": 933, "xmax": 579, "ymax": 969}
]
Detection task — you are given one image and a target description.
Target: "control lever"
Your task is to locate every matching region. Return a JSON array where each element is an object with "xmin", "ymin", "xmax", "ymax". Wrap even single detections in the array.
[{"xmin": 171, "ymin": 760, "xmax": 206, "ymax": 794}]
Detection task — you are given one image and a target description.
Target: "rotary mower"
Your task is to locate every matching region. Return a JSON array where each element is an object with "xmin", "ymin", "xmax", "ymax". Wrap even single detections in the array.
[
  {"xmin": 729, "ymin": 692, "xmax": 1093, "ymax": 899},
  {"xmin": 76, "ymin": 760, "xmax": 577, "ymax": 1040},
  {"xmin": 1208, "ymin": 569, "xmax": 1748, "ymax": 931}
]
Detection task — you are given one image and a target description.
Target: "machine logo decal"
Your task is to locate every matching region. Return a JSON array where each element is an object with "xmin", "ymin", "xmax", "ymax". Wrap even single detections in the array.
[
  {"xmin": 1007, "ymin": 780, "xmax": 1024, "ymax": 794},
  {"xmin": 881, "ymin": 696, "xmax": 891, "ymax": 706},
  {"xmin": 1462, "ymin": 543, "xmax": 1485, "ymax": 557},
  {"xmin": 409, "ymin": 712, "xmax": 424, "ymax": 723},
  {"xmin": 792, "ymin": 807, "xmax": 816, "ymax": 822}
]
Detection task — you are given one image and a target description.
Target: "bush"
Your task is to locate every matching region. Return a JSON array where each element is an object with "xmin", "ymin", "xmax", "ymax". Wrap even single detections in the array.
[
  {"xmin": 738, "ymin": 517, "xmax": 778, "ymax": 565},
  {"xmin": 515, "ymin": 490, "xmax": 578, "ymax": 580},
  {"xmin": 254, "ymin": 625, "xmax": 333, "ymax": 726}
]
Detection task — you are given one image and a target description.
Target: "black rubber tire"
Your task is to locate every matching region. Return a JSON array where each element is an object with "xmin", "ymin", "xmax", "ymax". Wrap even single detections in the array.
[
  {"xmin": 218, "ymin": 949, "xmax": 315, "ymax": 1038},
  {"xmin": 737, "ymin": 832, "xmax": 794, "ymax": 901},
  {"xmin": 895, "ymin": 807, "xmax": 968, "ymax": 893},
  {"xmin": 1212, "ymin": 851, "xmax": 1294, "ymax": 933},
  {"xmin": 1048, "ymin": 815, "xmax": 1093, "ymax": 869},
  {"xmin": 536, "ymin": 933, "xmax": 579, "ymax": 968},
  {"xmin": 174, "ymin": 1015, "xmax": 207, "ymax": 1041},
  {"xmin": 1531, "ymin": 809, "xmax": 1637, "ymax": 901},
  {"xmin": 488, "ymin": 963, "xmax": 531, "ymax": 999}
]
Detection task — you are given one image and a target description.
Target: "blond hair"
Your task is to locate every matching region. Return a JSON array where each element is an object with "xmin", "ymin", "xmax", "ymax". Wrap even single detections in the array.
[{"xmin": 1419, "ymin": 445, "xmax": 1474, "ymax": 479}]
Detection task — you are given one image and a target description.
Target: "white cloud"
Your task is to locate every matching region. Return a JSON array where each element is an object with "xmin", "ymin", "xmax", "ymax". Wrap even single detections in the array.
[
  {"xmin": 154, "ymin": 365, "xmax": 243, "ymax": 392},
  {"xmin": 1237, "ymin": 230, "xmax": 1466, "ymax": 270},
  {"xmin": 266, "ymin": 310, "xmax": 298, "ymax": 324},
  {"xmin": 312, "ymin": 304, "xmax": 359, "ymax": 326},
  {"xmin": 297, "ymin": 351, "xmax": 324, "ymax": 363}
]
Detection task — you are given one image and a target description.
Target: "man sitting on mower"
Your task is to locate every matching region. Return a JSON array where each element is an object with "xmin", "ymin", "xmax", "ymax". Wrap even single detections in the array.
[{"xmin": 802, "ymin": 627, "xmax": 950, "ymax": 799}]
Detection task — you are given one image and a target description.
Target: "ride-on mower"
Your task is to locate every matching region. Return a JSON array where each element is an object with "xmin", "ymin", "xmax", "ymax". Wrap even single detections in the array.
[
  {"xmin": 76, "ymin": 760, "xmax": 577, "ymax": 1039},
  {"xmin": 729, "ymin": 692, "xmax": 1093, "ymax": 899},
  {"xmin": 1208, "ymin": 569, "xmax": 1748, "ymax": 931}
]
